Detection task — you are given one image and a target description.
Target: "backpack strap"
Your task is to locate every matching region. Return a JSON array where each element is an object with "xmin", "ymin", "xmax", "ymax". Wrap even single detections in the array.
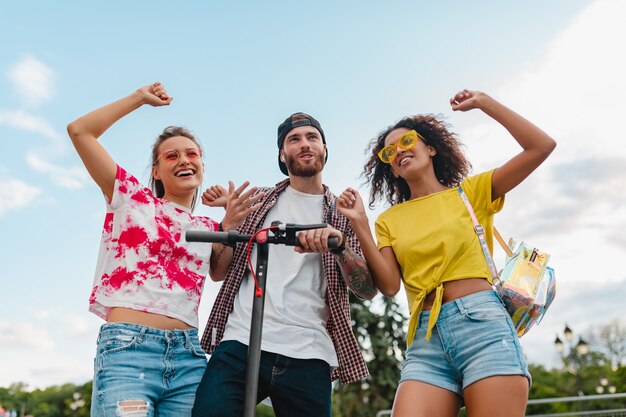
[
  {"xmin": 457, "ymin": 187, "xmax": 501, "ymax": 284},
  {"xmin": 493, "ymin": 225, "xmax": 514, "ymax": 257}
]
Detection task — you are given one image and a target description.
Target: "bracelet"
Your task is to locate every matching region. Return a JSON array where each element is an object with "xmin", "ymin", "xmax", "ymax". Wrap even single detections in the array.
[
  {"xmin": 218, "ymin": 223, "xmax": 236, "ymax": 248},
  {"xmin": 330, "ymin": 233, "xmax": 346, "ymax": 255}
]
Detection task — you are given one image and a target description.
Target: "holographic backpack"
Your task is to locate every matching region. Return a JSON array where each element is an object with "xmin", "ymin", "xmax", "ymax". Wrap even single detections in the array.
[{"xmin": 458, "ymin": 187, "xmax": 556, "ymax": 337}]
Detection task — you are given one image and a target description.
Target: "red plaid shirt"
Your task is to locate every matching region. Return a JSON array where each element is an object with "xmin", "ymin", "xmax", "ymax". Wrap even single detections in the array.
[{"xmin": 200, "ymin": 178, "xmax": 369, "ymax": 384}]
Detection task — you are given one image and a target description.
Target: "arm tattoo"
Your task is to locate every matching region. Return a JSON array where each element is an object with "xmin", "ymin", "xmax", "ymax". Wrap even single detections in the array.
[
  {"xmin": 209, "ymin": 244, "xmax": 227, "ymax": 272},
  {"xmin": 334, "ymin": 246, "xmax": 378, "ymax": 300}
]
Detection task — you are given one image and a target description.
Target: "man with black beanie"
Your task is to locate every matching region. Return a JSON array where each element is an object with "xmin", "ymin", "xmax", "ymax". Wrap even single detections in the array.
[{"xmin": 192, "ymin": 112, "xmax": 377, "ymax": 417}]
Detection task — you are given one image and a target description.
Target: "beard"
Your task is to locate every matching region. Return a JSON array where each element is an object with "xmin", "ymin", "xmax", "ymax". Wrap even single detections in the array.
[{"xmin": 285, "ymin": 152, "xmax": 325, "ymax": 177}]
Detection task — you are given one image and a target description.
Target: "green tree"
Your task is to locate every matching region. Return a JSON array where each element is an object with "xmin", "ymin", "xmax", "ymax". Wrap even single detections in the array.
[
  {"xmin": 0, "ymin": 381, "xmax": 91, "ymax": 417},
  {"xmin": 0, "ymin": 383, "xmax": 29, "ymax": 416},
  {"xmin": 596, "ymin": 319, "xmax": 626, "ymax": 373},
  {"xmin": 527, "ymin": 320, "xmax": 626, "ymax": 415},
  {"xmin": 256, "ymin": 403, "xmax": 276, "ymax": 417},
  {"xmin": 333, "ymin": 294, "xmax": 407, "ymax": 417}
]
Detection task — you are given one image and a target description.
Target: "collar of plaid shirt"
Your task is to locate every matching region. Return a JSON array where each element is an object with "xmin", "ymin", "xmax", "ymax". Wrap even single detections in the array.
[{"xmin": 200, "ymin": 178, "xmax": 369, "ymax": 384}]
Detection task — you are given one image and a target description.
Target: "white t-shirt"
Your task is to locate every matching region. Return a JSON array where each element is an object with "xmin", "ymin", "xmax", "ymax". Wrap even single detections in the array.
[
  {"xmin": 88, "ymin": 165, "xmax": 217, "ymax": 328},
  {"xmin": 222, "ymin": 186, "xmax": 339, "ymax": 367}
]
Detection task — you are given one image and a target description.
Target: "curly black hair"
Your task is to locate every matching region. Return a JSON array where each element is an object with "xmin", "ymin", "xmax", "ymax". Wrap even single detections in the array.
[{"xmin": 363, "ymin": 114, "xmax": 471, "ymax": 208}]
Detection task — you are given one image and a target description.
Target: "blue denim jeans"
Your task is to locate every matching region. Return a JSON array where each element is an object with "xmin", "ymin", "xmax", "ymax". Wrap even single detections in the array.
[
  {"xmin": 400, "ymin": 290, "xmax": 531, "ymax": 396},
  {"xmin": 192, "ymin": 340, "xmax": 332, "ymax": 417},
  {"xmin": 91, "ymin": 323, "xmax": 207, "ymax": 417}
]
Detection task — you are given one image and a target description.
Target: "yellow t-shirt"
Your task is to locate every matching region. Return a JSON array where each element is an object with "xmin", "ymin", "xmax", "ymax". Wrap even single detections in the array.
[{"xmin": 375, "ymin": 170, "xmax": 504, "ymax": 344}]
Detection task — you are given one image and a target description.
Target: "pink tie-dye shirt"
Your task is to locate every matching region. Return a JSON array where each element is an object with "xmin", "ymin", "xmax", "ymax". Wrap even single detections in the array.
[{"xmin": 89, "ymin": 165, "xmax": 218, "ymax": 328}]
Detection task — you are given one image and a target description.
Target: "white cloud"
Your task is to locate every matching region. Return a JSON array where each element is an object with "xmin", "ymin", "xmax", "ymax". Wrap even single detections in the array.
[
  {"xmin": 431, "ymin": 0, "xmax": 626, "ymax": 369},
  {"xmin": 7, "ymin": 56, "xmax": 56, "ymax": 107},
  {"xmin": 0, "ymin": 321, "xmax": 55, "ymax": 351},
  {"xmin": 0, "ymin": 178, "xmax": 42, "ymax": 216},
  {"xmin": 26, "ymin": 152, "xmax": 90, "ymax": 189},
  {"xmin": 62, "ymin": 315, "xmax": 91, "ymax": 339},
  {"xmin": 0, "ymin": 109, "xmax": 63, "ymax": 143},
  {"xmin": 494, "ymin": 0, "xmax": 626, "ymax": 160},
  {"xmin": 520, "ymin": 280, "xmax": 626, "ymax": 369},
  {"xmin": 33, "ymin": 309, "xmax": 53, "ymax": 320},
  {"xmin": 0, "ymin": 316, "xmax": 99, "ymax": 387},
  {"xmin": 1, "ymin": 58, "xmax": 88, "ymax": 192},
  {"xmin": 0, "ymin": 354, "xmax": 93, "ymax": 389},
  {"xmin": 455, "ymin": 0, "xmax": 626, "ymax": 282},
  {"xmin": 460, "ymin": 0, "xmax": 626, "ymax": 165}
]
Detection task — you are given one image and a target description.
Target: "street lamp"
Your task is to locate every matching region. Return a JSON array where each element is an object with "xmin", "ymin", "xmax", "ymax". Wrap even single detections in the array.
[
  {"xmin": 564, "ymin": 324, "xmax": 573, "ymax": 342},
  {"xmin": 555, "ymin": 335, "xmax": 564, "ymax": 353},
  {"xmin": 554, "ymin": 325, "xmax": 589, "ymax": 360},
  {"xmin": 595, "ymin": 376, "xmax": 617, "ymax": 395},
  {"xmin": 70, "ymin": 392, "xmax": 85, "ymax": 416},
  {"xmin": 599, "ymin": 375, "xmax": 609, "ymax": 387},
  {"xmin": 554, "ymin": 324, "xmax": 590, "ymax": 395},
  {"xmin": 554, "ymin": 326, "xmax": 588, "ymax": 355},
  {"xmin": 576, "ymin": 338, "xmax": 589, "ymax": 355}
]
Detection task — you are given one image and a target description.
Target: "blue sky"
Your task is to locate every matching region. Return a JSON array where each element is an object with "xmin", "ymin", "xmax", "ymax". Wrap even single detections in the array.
[{"xmin": 2, "ymin": 0, "xmax": 625, "ymax": 388}]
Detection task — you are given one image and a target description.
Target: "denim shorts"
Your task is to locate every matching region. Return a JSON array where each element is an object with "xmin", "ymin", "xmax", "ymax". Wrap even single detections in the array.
[
  {"xmin": 400, "ymin": 290, "xmax": 531, "ymax": 396},
  {"xmin": 91, "ymin": 322, "xmax": 207, "ymax": 417}
]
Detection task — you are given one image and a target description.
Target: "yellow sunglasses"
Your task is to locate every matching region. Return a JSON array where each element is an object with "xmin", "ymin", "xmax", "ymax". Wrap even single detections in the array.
[{"xmin": 377, "ymin": 130, "xmax": 426, "ymax": 164}]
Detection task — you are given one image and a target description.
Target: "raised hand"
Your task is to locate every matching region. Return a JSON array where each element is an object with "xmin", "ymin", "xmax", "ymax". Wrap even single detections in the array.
[
  {"xmin": 67, "ymin": 82, "xmax": 174, "ymax": 201},
  {"xmin": 202, "ymin": 185, "xmax": 228, "ymax": 208},
  {"xmin": 138, "ymin": 82, "xmax": 173, "ymax": 107},
  {"xmin": 219, "ymin": 181, "xmax": 265, "ymax": 231},
  {"xmin": 450, "ymin": 89, "xmax": 487, "ymax": 112},
  {"xmin": 336, "ymin": 187, "xmax": 367, "ymax": 223}
]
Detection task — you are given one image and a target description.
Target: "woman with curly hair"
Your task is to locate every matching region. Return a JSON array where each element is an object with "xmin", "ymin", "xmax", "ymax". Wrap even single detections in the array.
[{"xmin": 337, "ymin": 90, "xmax": 556, "ymax": 417}]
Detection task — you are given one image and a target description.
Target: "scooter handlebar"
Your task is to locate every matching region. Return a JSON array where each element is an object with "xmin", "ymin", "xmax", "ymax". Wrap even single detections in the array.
[{"xmin": 185, "ymin": 230, "xmax": 339, "ymax": 249}]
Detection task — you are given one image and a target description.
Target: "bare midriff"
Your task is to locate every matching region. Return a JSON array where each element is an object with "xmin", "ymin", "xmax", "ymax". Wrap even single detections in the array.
[
  {"xmin": 422, "ymin": 278, "xmax": 493, "ymax": 311},
  {"xmin": 108, "ymin": 307, "xmax": 194, "ymax": 330}
]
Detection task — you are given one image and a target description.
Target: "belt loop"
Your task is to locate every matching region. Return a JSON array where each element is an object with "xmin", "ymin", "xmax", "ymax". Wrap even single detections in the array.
[
  {"xmin": 137, "ymin": 326, "xmax": 147, "ymax": 344},
  {"xmin": 454, "ymin": 298, "xmax": 465, "ymax": 314},
  {"xmin": 183, "ymin": 330, "xmax": 191, "ymax": 348}
]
